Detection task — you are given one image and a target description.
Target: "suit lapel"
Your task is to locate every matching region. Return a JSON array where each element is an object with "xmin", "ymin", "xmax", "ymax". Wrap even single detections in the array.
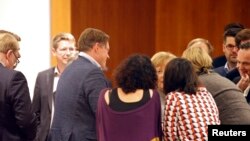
[{"xmin": 48, "ymin": 68, "xmax": 55, "ymax": 112}]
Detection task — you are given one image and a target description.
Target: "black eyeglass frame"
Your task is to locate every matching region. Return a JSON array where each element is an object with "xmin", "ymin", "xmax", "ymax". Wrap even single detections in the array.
[{"xmin": 13, "ymin": 51, "xmax": 20, "ymax": 65}]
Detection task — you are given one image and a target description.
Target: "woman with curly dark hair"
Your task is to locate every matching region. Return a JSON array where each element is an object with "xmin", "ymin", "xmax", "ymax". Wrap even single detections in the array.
[{"xmin": 96, "ymin": 54, "xmax": 162, "ymax": 141}]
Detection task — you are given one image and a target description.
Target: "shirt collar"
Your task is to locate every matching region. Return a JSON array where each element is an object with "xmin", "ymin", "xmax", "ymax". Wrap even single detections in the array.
[
  {"xmin": 224, "ymin": 62, "xmax": 230, "ymax": 73},
  {"xmin": 78, "ymin": 52, "xmax": 101, "ymax": 68},
  {"xmin": 54, "ymin": 67, "xmax": 60, "ymax": 77}
]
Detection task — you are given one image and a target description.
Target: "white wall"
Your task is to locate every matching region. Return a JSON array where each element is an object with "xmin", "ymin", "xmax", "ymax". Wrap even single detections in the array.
[{"xmin": 0, "ymin": 0, "xmax": 51, "ymax": 99}]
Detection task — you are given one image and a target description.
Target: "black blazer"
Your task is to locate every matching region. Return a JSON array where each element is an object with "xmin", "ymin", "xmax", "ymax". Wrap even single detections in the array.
[
  {"xmin": 32, "ymin": 67, "xmax": 55, "ymax": 141},
  {"xmin": 0, "ymin": 63, "xmax": 37, "ymax": 141},
  {"xmin": 212, "ymin": 55, "xmax": 227, "ymax": 68}
]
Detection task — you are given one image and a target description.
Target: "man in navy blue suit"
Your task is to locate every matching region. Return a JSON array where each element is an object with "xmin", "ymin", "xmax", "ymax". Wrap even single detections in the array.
[
  {"xmin": 48, "ymin": 28, "xmax": 111, "ymax": 141},
  {"xmin": 214, "ymin": 23, "xmax": 244, "ymax": 80},
  {"xmin": 0, "ymin": 31, "xmax": 37, "ymax": 140}
]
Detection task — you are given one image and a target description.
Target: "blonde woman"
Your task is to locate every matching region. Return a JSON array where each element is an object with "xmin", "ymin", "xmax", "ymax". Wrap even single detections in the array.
[
  {"xmin": 182, "ymin": 46, "xmax": 250, "ymax": 124},
  {"xmin": 187, "ymin": 38, "xmax": 214, "ymax": 56},
  {"xmin": 151, "ymin": 51, "xmax": 176, "ymax": 121}
]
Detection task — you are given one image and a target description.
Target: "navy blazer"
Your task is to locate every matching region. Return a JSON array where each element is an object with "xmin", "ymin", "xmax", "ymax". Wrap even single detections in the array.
[
  {"xmin": 214, "ymin": 67, "xmax": 240, "ymax": 83},
  {"xmin": 213, "ymin": 66, "xmax": 227, "ymax": 77},
  {"xmin": 48, "ymin": 56, "xmax": 111, "ymax": 141},
  {"xmin": 0, "ymin": 63, "xmax": 37, "ymax": 141},
  {"xmin": 32, "ymin": 67, "xmax": 55, "ymax": 141}
]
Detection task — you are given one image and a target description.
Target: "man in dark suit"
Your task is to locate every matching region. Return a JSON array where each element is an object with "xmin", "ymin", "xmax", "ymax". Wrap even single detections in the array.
[
  {"xmin": 214, "ymin": 23, "xmax": 244, "ymax": 81},
  {"xmin": 48, "ymin": 28, "xmax": 111, "ymax": 141},
  {"xmin": 236, "ymin": 41, "xmax": 250, "ymax": 104},
  {"xmin": 32, "ymin": 33, "xmax": 76, "ymax": 141},
  {"xmin": 0, "ymin": 31, "xmax": 37, "ymax": 140}
]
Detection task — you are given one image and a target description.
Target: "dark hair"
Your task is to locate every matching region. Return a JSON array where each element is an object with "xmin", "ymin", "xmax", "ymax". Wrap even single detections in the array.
[
  {"xmin": 235, "ymin": 29, "xmax": 250, "ymax": 47},
  {"xmin": 223, "ymin": 23, "xmax": 245, "ymax": 42},
  {"xmin": 224, "ymin": 23, "xmax": 245, "ymax": 32},
  {"xmin": 78, "ymin": 28, "xmax": 109, "ymax": 52},
  {"xmin": 163, "ymin": 58, "xmax": 198, "ymax": 94},
  {"xmin": 114, "ymin": 54, "xmax": 157, "ymax": 93},
  {"xmin": 239, "ymin": 42, "xmax": 250, "ymax": 50}
]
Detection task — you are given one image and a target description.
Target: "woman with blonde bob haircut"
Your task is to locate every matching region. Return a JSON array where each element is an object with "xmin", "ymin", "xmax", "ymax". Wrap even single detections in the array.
[
  {"xmin": 182, "ymin": 46, "xmax": 250, "ymax": 124},
  {"xmin": 183, "ymin": 45, "xmax": 213, "ymax": 74},
  {"xmin": 151, "ymin": 51, "xmax": 176, "ymax": 122}
]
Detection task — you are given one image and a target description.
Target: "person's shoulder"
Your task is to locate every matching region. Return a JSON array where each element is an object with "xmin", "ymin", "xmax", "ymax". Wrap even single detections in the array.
[
  {"xmin": 36, "ymin": 67, "xmax": 55, "ymax": 77},
  {"xmin": 212, "ymin": 55, "xmax": 227, "ymax": 68},
  {"xmin": 0, "ymin": 66, "xmax": 23, "ymax": 77},
  {"xmin": 213, "ymin": 66, "xmax": 224, "ymax": 72},
  {"xmin": 226, "ymin": 68, "xmax": 240, "ymax": 82}
]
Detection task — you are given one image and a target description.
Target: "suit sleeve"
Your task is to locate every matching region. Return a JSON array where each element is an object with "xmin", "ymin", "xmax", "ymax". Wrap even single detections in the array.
[
  {"xmin": 85, "ymin": 68, "xmax": 110, "ymax": 115},
  {"xmin": 9, "ymin": 71, "xmax": 37, "ymax": 140},
  {"xmin": 32, "ymin": 73, "xmax": 42, "ymax": 134}
]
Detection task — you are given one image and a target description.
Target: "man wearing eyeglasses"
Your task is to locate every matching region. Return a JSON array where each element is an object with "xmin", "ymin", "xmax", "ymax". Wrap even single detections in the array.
[
  {"xmin": 48, "ymin": 28, "xmax": 111, "ymax": 141},
  {"xmin": 214, "ymin": 24, "xmax": 244, "ymax": 79},
  {"xmin": 32, "ymin": 32, "xmax": 77, "ymax": 141},
  {"xmin": 0, "ymin": 31, "xmax": 37, "ymax": 140}
]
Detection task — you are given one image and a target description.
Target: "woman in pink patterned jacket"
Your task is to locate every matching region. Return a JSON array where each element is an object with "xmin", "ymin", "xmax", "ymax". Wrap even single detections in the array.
[{"xmin": 162, "ymin": 58, "xmax": 220, "ymax": 141}]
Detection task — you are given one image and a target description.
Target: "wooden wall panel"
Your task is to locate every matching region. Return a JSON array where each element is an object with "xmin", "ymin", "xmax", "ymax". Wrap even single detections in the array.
[
  {"xmin": 156, "ymin": 0, "xmax": 250, "ymax": 57},
  {"xmin": 71, "ymin": 0, "xmax": 156, "ymax": 83},
  {"xmin": 52, "ymin": 0, "xmax": 250, "ymax": 83},
  {"xmin": 51, "ymin": 0, "xmax": 71, "ymax": 66}
]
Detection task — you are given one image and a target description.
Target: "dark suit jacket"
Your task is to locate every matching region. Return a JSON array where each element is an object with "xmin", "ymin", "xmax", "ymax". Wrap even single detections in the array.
[
  {"xmin": 214, "ymin": 67, "xmax": 240, "ymax": 82},
  {"xmin": 212, "ymin": 55, "xmax": 226, "ymax": 68},
  {"xmin": 0, "ymin": 63, "xmax": 37, "ymax": 141},
  {"xmin": 48, "ymin": 56, "xmax": 111, "ymax": 141},
  {"xmin": 226, "ymin": 68, "xmax": 240, "ymax": 83},
  {"xmin": 213, "ymin": 66, "xmax": 227, "ymax": 77},
  {"xmin": 32, "ymin": 67, "xmax": 55, "ymax": 141}
]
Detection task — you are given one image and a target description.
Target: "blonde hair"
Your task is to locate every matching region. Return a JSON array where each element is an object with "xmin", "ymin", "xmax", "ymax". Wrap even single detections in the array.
[
  {"xmin": 187, "ymin": 38, "xmax": 213, "ymax": 56},
  {"xmin": 182, "ymin": 46, "xmax": 212, "ymax": 74},
  {"xmin": 151, "ymin": 51, "xmax": 176, "ymax": 67},
  {"xmin": 52, "ymin": 33, "xmax": 76, "ymax": 49},
  {"xmin": 0, "ymin": 33, "xmax": 19, "ymax": 53},
  {"xmin": 0, "ymin": 30, "xmax": 21, "ymax": 41}
]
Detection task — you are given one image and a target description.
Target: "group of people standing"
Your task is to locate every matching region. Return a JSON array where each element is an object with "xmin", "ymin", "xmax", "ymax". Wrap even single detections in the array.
[{"xmin": 1, "ymin": 23, "xmax": 250, "ymax": 141}]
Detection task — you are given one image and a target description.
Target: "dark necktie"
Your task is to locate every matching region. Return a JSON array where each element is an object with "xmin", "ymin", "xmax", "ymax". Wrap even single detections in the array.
[{"xmin": 246, "ymin": 91, "xmax": 250, "ymax": 104}]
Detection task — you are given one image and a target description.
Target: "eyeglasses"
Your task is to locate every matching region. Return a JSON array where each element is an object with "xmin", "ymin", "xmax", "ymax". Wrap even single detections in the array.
[
  {"xmin": 225, "ymin": 44, "xmax": 238, "ymax": 50},
  {"xmin": 13, "ymin": 52, "xmax": 20, "ymax": 65}
]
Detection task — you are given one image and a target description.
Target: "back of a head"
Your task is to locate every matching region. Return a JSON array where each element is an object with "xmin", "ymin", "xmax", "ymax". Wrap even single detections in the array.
[
  {"xmin": 235, "ymin": 29, "xmax": 250, "ymax": 47},
  {"xmin": 0, "ymin": 33, "xmax": 19, "ymax": 53},
  {"xmin": 187, "ymin": 38, "xmax": 214, "ymax": 56},
  {"xmin": 114, "ymin": 54, "xmax": 157, "ymax": 93},
  {"xmin": 78, "ymin": 28, "xmax": 109, "ymax": 52},
  {"xmin": 182, "ymin": 46, "xmax": 213, "ymax": 74},
  {"xmin": 151, "ymin": 51, "xmax": 176, "ymax": 67},
  {"xmin": 163, "ymin": 58, "xmax": 198, "ymax": 94}
]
